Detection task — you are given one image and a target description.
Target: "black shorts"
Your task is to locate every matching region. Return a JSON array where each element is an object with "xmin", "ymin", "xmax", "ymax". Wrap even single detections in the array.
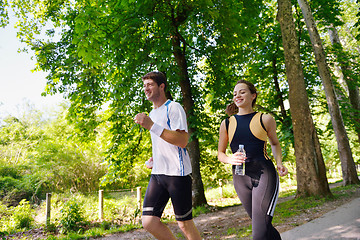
[{"xmin": 142, "ymin": 174, "xmax": 193, "ymax": 221}]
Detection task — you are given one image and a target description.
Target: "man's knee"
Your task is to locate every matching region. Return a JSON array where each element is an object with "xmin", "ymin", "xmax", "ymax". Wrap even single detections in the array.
[
  {"xmin": 142, "ymin": 215, "xmax": 159, "ymax": 231},
  {"xmin": 177, "ymin": 219, "xmax": 193, "ymax": 232},
  {"xmin": 177, "ymin": 220, "xmax": 202, "ymax": 240}
]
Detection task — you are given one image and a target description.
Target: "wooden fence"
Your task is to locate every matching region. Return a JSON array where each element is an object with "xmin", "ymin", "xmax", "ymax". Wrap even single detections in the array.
[{"xmin": 45, "ymin": 187, "xmax": 142, "ymax": 225}]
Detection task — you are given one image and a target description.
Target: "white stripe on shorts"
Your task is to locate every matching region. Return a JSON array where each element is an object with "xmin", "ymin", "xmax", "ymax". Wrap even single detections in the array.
[
  {"xmin": 143, "ymin": 207, "xmax": 154, "ymax": 212},
  {"xmin": 175, "ymin": 208, "xmax": 192, "ymax": 220}
]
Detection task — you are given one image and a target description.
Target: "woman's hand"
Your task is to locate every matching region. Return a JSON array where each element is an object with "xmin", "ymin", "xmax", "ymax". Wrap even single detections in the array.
[
  {"xmin": 228, "ymin": 152, "xmax": 247, "ymax": 165},
  {"xmin": 277, "ymin": 164, "xmax": 288, "ymax": 177}
]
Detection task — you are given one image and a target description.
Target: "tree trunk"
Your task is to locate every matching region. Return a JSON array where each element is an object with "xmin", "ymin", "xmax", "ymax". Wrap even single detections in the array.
[
  {"xmin": 277, "ymin": 0, "xmax": 332, "ymax": 197},
  {"xmin": 272, "ymin": 49, "xmax": 294, "ymax": 139},
  {"xmin": 272, "ymin": 54, "xmax": 288, "ymax": 120},
  {"xmin": 171, "ymin": 34, "xmax": 207, "ymax": 207},
  {"xmin": 298, "ymin": 0, "xmax": 359, "ymax": 185},
  {"xmin": 328, "ymin": 24, "xmax": 360, "ymax": 146}
]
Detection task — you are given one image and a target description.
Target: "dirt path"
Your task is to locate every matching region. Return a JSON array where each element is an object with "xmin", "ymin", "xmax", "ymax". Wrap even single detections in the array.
[
  {"xmin": 93, "ymin": 196, "xmax": 299, "ymax": 240},
  {"xmin": 92, "ymin": 203, "xmax": 252, "ymax": 240}
]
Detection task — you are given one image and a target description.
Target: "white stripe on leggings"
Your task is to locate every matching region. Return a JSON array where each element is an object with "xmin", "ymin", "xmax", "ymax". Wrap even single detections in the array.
[{"xmin": 267, "ymin": 176, "xmax": 279, "ymax": 216}]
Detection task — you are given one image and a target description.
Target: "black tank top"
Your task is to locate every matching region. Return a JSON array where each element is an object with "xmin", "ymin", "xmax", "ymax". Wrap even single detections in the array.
[{"xmin": 225, "ymin": 112, "xmax": 271, "ymax": 162}]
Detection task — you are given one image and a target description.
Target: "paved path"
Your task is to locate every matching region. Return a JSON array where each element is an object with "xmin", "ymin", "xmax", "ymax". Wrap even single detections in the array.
[{"xmin": 280, "ymin": 197, "xmax": 360, "ymax": 240}]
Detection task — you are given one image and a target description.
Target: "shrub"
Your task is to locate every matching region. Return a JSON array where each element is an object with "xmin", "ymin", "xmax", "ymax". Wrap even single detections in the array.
[
  {"xmin": 0, "ymin": 199, "xmax": 35, "ymax": 233},
  {"xmin": 12, "ymin": 199, "xmax": 34, "ymax": 230},
  {"xmin": 0, "ymin": 202, "xmax": 10, "ymax": 234},
  {"xmin": 59, "ymin": 199, "xmax": 85, "ymax": 234}
]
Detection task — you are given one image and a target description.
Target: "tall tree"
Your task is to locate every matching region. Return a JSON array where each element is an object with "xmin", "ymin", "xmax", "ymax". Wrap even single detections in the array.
[
  {"xmin": 277, "ymin": 0, "xmax": 332, "ymax": 197},
  {"xmin": 328, "ymin": 24, "xmax": 360, "ymax": 145},
  {"xmin": 297, "ymin": 0, "xmax": 359, "ymax": 185},
  {"xmin": 240, "ymin": 1, "xmax": 295, "ymax": 160}
]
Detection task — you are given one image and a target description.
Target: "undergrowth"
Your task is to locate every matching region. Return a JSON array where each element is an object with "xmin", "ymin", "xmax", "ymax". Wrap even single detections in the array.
[{"xmin": 2, "ymin": 180, "xmax": 359, "ymax": 239}]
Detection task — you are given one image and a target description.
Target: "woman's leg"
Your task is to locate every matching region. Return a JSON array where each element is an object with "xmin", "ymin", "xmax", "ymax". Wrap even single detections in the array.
[
  {"xmin": 251, "ymin": 161, "xmax": 281, "ymax": 240},
  {"xmin": 233, "ymin": 169, "xmax": 253, "ymax": 217}
]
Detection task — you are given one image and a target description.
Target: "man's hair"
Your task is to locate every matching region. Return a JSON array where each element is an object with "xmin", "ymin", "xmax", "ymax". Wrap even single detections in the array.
[{"xmin": 142, "ymin": 71, "xmax": 168, "ymax": 92}]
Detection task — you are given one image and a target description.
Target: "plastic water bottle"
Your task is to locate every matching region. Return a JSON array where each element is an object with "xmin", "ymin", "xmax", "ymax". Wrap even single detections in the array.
[{"xmin": 235, "ymin": 144, "xmax": 245, "ymax": 175}]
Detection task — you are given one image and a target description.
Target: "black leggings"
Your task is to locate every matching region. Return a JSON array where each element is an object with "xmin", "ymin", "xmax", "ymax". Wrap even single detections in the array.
[{"xmin": 233, "ymin": 160, "xmax": 281, "ymax": 240}]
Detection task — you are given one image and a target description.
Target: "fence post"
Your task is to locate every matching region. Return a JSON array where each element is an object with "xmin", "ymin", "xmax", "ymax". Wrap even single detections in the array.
[
  {"xmin": 46, "ymin": 193, "xmax": 51, "ymax": 226},
  {"xmin": 99, "ymin": 190, "xmax": 104, "ymax": 220},
  {"xmin": 137, "ymin": 187, "xmax": 142, "ymax": 211},
  {"xmin": 218, "ymin": 179, "xmax": 223, "ymax": 197}
]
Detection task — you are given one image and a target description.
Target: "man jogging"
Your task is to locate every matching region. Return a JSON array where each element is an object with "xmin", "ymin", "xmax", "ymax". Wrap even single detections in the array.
[{"xmin": 134, "ymin": 71, "xmax": 201, "ymax": 240}]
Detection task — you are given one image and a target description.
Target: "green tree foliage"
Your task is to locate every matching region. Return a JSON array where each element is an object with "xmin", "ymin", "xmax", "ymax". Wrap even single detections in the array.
[
  {"xmin": 0, "ymin": 0, "xmax": 9, "ymax": 27},
  {"xmin": 0, "ymin": 106, "xmax": 111, "ymax": 204},
  {"xmin": 311, "ymin": 0, "xmax": 360, "ymax": 124},
  {"xmin": 309, "ymin": 0, "xmax": 343, "ymax": 28},
  {"xmin": 355, "ymin": 0, "xmax": 360, "ymax": 40}
]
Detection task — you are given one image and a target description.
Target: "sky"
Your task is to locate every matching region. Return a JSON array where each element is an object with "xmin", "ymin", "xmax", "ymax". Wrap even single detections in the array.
[{"xmin": 0, "ymin": 13, "xmax": 63, "ymax": 119}]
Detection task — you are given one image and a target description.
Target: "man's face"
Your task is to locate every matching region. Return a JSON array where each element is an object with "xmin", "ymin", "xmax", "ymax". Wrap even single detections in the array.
[{"xmin": 143, "ymin": 79, "xmax": 161, "ymax": 102}]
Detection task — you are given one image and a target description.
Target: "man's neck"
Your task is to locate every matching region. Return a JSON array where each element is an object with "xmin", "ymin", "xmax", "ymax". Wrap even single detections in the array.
[{"xmin": 153, "ymin": 96, "xmax": 168, "ymax": 109}]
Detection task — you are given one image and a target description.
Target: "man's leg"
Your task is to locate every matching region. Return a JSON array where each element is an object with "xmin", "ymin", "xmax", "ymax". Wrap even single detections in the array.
[
  {"xmin": 142, "ymin": 175, "xmax": 174, "ymax": 239},
  {"xmin": 168, "ymin": 175, "xmax": 202, "ymax": 239},
  {"xmin": 142, "ymin": 215, "xmax": 177, "ymax": 240},
  {"xmin": 177, "ymin": 219, "xmax": 202, "ymax": 240}
]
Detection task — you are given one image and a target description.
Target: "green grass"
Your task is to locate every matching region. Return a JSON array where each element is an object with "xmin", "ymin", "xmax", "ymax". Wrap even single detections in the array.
[
  {"xmin": 205, "ymin": 183, "xmax": 241, "ymax": 207},
  {"xmin": 226, "ymin": 225, "xmax": 252, "ymax": 238},
  {"xmin": 275, "ymin": 196, "xmax": 328, "ymax": 222},
  {"xmin": 204, "ymin": 181, "xmax": 359, "ymax": 238},
  {"xmin": 274, "ymin": 183, "xmax": 359, "ymax": 225},
  {"xmin": 44, "ymin": 223, "xmax": 143, "ymax": 240}
]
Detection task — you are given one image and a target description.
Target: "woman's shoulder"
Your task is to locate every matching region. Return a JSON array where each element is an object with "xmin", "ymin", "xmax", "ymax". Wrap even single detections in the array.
[
  {"xmin": 260, "ymin": 113, "xmax": 275, "ymax": 121},
  {"xmin": 220, "ymin": 115, "xmax": 233, "ymax": 130},
  {"xmin": 220, "ymin": 116, "xmax": 229, "ymax": 125},
  {"xmin": 258, "ymin": 112, "xmax": 276, "ymax": 130}
]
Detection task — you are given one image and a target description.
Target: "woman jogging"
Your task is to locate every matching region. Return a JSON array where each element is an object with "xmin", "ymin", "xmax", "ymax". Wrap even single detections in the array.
[{"xmin": 217, "ymin": 80, "xmax": 288, "ymax": 240}]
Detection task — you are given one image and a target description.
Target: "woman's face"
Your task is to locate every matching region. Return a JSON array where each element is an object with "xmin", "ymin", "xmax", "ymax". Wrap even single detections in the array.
[{"xmin": 233, "ymin": 83, "xmax": 256, "ymax": 108}]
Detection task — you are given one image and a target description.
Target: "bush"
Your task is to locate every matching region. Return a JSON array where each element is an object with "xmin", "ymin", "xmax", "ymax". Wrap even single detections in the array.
[
  {"xmin": 0, "ymin": 176, "xmax": 21, "ymax": 196},
  {"xmin": 13, "ymin": 199, "xmax": 34, "ymax": 230},
  {"xmin": 0, "ymin": 165, "xmax": 38, "ymax": 206},
  {"xmin": 0, "ymin": 202, "xmax": 10, "ymax": 234},
  {"xmin": 200, "ymin": 152, "xmax": 232, "ymax": 188},
  {"xmin": 59, "ymin": 198, "xmax": 85, "ymax": 234},
  {"xmin": 0, "ymin": 199, "xmax": 35, "ymax": 233},
  {"xmin": 102, "ymin": 194, "xmax": 138, "ymax": 223}
]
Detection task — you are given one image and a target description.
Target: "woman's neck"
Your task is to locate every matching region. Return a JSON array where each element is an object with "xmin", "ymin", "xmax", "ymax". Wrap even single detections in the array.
[{"xmin": 237, "ymin": 107, "xmax": 254, "ymax": 115}]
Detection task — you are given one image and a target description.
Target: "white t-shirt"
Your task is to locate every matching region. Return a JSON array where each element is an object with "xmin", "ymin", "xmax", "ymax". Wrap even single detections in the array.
[{"xmin": 149, "ymin": 100, "xmax": 192, "ymax": 176}]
